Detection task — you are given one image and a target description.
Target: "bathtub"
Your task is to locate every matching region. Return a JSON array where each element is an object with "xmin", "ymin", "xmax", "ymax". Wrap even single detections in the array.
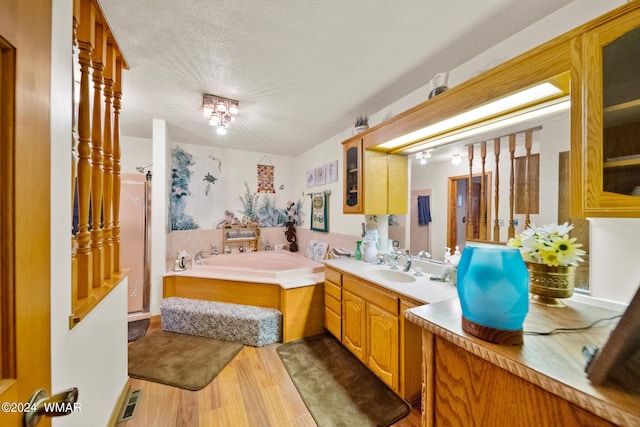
[
  {"xmin": 163, "ymin": 249, "xmax": 326, "ymax": 342},
  {"xmin": 197, "ymin": 249, "xmax": 324, "ymax": 280}
]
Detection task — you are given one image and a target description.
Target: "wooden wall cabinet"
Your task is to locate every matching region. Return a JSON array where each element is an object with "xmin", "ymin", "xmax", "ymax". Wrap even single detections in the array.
[
  {"xmin": 573, "ymin": 5, "xmax": 640, "ymax": 217},
  {"xmin": 342, "ymin": 136, "xmax": 408, "ymax": 215}
]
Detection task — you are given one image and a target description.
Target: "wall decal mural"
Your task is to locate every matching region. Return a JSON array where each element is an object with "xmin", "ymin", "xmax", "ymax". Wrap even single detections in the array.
[{"xmin": 170, "ymin": 146, "xmax": 199, "ymax": 230}]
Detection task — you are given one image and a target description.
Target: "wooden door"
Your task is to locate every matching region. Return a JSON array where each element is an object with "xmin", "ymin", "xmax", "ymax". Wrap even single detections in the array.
[
  {"xmin": 0, "ymin": 1, "xmax": 53, "ymax": 425},
  {"xmin": 342, "ymin": 290, "xmax": 366, "ymax": 361},
  {"xmin": 367, "ymin": 303, "xmax": 399, "ymax": 390}
]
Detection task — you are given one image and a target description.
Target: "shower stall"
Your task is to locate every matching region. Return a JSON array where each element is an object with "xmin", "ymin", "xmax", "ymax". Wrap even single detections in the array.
[{"xmin": 121, "ymin": 168, "xmax": 152, "ymax": 317}]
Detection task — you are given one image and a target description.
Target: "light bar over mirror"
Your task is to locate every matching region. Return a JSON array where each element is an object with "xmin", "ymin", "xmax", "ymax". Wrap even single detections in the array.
[{"xmin": 377, "ymin": 73, "xmax": 570, "ymax": 154}]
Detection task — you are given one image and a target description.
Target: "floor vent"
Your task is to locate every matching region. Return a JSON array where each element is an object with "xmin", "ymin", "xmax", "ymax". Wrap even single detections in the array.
[{"xmin": 117, "ymin": 389, "xmax": 142, "ymax": 423}]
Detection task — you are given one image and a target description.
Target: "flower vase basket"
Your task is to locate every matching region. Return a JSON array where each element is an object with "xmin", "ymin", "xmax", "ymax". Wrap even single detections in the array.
[{"xmin": 526, "ymin": 262, "xmax": 576, "ymax": 307}]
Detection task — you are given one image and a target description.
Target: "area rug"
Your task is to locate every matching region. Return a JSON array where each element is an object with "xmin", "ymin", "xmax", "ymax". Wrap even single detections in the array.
[
  {"xmin": 127, "ymin": 318, "xmax": 150, "ymax": 342},
  {"xmin": 277, "ymin": 333, "xmax": 410, "ymax": 427},
  {"xmin": 128, "ymin": 331, "xmax": 244, "ymax": 390}
]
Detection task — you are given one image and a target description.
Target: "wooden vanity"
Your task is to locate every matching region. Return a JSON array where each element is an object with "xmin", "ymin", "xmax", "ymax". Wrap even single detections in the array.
[{"xmin": 406, "ymin": 299, "xmax": 640, "ymax": 426}]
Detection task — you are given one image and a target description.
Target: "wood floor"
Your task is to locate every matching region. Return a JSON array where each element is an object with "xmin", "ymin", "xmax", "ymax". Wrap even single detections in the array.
[{"xmin": 121, "ymin": 316, "xmax": 421, "ymax": 427}]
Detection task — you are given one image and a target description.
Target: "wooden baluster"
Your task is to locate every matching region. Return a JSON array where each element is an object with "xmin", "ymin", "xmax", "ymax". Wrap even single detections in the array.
[
  {"xmin": 90, "ymin": 22, "xmax": 106, "ymax": 288},
  {"xmin": 508, "ymin": 134, "xmax": 516, "ymax": 239},
  {"xmin": 493, "ymin": 138, "xmax": 501, "ymax": 242},
  {"xmin": 524, "ymin": 129, "xmax": 534, "ymax": 229},
  {"xmin": 102, "ymin": 43, "xmax": 115, "ymax": 279},
  {"xmin": 479, "ymin": 141, "xmax": 487, "ymax": 240},
  {"xmin": 71, "ymin": 5, "xmax": 79, "ymax": 297},
  {"xmin": 112, "ymin": 58, "xmax": 123, "ymax": 273},
  {"xmin": 467, "ymin": 144, "xmax": 474, "ymax": 239},
  {"xmin": 75, "ymin": 0, "xmax": 95, "ymax": 297}
]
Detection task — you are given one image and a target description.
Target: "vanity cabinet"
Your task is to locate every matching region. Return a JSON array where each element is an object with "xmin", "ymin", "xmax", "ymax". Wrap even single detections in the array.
[
  {"xmin": 323, "ymin": 264, "xmax": 425, "ymax": 404},
  {"xmin": 574, "ymin": 6, "xmax": 640, "ymax": 216},
  {"xmin": 342, "ymin": 136, "xmax": 408, "ymax": 215},
  {"xmin": 407, "ymin": 298, "xmax": 640, "ymax": 426},
  {"xmin": 342, "ymin": 274, "xmax": 399, "ymax": 390},
  {"xmin": 323, "ymin": 266, "xmax": 342, "ymax": 340}
]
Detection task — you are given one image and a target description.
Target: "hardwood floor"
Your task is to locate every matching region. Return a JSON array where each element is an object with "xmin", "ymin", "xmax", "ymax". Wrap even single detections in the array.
[{"xmin": 121, "ymin": 316, "xmax": 421, "ymax": 427}]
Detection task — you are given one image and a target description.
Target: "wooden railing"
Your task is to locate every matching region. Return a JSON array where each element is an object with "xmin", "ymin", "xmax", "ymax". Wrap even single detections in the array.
[
  {"xmin": 463, "ymin": 127, "xmax": 541, "ymax": 243},
  {"xmin": 70, "ymin": 0, "xmax": 128, "ymax": 328}
]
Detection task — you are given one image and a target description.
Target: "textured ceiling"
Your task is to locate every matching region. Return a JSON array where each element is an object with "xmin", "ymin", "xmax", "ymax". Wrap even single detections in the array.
[{"xmin": 99, "ymin": 0, "xmax": 573, "ymax": 156}]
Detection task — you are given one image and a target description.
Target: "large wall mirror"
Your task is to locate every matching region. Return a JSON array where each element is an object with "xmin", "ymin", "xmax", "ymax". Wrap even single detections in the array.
[{"xmin": 387, "ymin": 72, "xmax": 590, "ymax": 291}]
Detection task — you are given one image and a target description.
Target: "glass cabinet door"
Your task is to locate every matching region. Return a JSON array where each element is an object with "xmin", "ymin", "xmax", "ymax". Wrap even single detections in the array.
[
  {"xmin": 343, "ymin": 139, "xmax": 362, "ymax": 213},
  {"xmin": 602, "ymin": 25, "xmax": 640, "ymax": 197}
]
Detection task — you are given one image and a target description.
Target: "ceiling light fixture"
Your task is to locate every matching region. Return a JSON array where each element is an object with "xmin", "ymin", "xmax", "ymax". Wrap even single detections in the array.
[
  {"xmin": 378, "ymin": 82, "xmax": 563, "ymax": 151},
  {"xmin": 203, "ymin": 94, "xmax": 239, "ymax": 134},
  {"xmin": 417, "ymin": 150, "xmax": 431, "ymax": 165},
  {"xmin": 451, "ymin": 153, "xmax": 462, "ymax": 165}
]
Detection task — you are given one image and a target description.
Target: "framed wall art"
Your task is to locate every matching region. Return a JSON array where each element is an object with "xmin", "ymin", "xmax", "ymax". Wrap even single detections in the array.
[{"xmin": 310, "ymin": 192, "xmax": 328, "ymax": 232}]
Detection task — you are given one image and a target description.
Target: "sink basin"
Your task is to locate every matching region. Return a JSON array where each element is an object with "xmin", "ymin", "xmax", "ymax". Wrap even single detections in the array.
[{"xmin": 363, "ymin": 267, "xmax": 417, "ymax": 283}]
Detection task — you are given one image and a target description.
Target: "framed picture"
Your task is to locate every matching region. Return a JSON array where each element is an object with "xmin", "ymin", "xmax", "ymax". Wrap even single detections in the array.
[
  {"xmin": 326, "ymin": 160, "xmax": 338, "ymax": 183},
  {"xmin": 306, "ymin": 170, "xmax": 315, "ymax": 188},
  {"xmin": 315, "ymin": 165, "xmax": 326, "ymax": 186},
  {"xmin": 310, "ymin": 192, "xmax": 328, "ymax": 232},
  {"xmin": 586, "ymin": 283, "xmax": 640, "ymax": 392}
]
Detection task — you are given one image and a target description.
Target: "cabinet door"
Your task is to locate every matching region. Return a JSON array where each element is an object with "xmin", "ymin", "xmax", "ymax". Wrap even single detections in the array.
[
  {"xmin": 367, "ymin": 303, "xmax": 399, "ymax": 390},
  {"xmin": 342, "ymin": 289, "xmax": 366, "ymax": 361},
  {"xmin": 343, "ymin": 138, "xmax": 363, "ymax": 213},
  {"xmin": 577, "ymin": 9, "xmax": 640, "ymax": 216}
]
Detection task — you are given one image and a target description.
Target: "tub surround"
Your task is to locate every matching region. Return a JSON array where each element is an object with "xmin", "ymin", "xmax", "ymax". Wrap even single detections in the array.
[{"xmin": 163, "ymin": 251, "xmax": 325, "ymax": 342}]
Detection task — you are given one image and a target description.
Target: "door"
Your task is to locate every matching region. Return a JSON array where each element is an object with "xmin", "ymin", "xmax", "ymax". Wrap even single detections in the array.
[
  {"xmin": 342, "ymin": 290, "xmax": 366, "ymax": 361},
  {"xmin": 0, "ymin": 1, "xmax": 52, "ymax": 425},
  {"xmin": 121, "ymin": 174, "xmax": 148, "ymax": 314}
]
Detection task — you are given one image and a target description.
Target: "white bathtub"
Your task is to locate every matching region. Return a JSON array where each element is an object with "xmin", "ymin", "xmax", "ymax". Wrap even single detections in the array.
[{"xmin": 193, "ymin": 249, "xmax": 324, "ymax": 280}]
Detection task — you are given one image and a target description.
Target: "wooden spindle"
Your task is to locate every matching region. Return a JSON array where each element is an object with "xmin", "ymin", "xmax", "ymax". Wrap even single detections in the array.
[
  {"xmin": 112, "ymin": 58, "xmax": 123, "ymax": 273},
  {"xmin": 75, "ymin": 0, "xmax": 95, "ymax": 298},
  {"xmin": 467, "ymin": 144, "xmax": 474, "ymax": 239},
  {"xmin": 102, "ymin": 42, "xmax": 115, "ymax": 279},
  {"xmin": 71, "ymin": 7, "xmax": 80, "ymax": 300},
  {"xmin": 508, "ymin": 133, "xmax": 516, "ymax": 239},
  {"xmin": 90, "ymin": 22, "xmax": 106, "ymax": 288},
  {"xmin": 524, "ymin": 129, "xmax": 534, "ymax": 229},
  {"xmin": 493, "ymin": 138, "xmax": 501, "ymax": 242},
  {"xmin": 479, "ymin": 141, "xmax": 487, "ymax": 240}
]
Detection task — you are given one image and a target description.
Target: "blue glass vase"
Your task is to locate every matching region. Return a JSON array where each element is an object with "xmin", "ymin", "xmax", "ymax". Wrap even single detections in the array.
[{"xmin": 456, "ymin": 243, "xmax": 529, "ymax": 345}]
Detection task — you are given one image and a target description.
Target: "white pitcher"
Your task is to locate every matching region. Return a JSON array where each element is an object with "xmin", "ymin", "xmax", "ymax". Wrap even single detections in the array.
[{"xmin": 361, "ymin": 239, "xmax": 378, "ymax": 262}]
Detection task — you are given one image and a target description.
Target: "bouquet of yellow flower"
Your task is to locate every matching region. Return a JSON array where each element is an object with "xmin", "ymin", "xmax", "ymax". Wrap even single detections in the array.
[{"xmin": 507, "ymin": 222, "xmax": 586, "ymax": 267}]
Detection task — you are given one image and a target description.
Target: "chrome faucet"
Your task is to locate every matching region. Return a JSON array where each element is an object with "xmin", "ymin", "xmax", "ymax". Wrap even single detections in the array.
[
  {"xmin": 194, "ymin": 250, "xmax": 208, "ymax": 264},
  {"xmin": 394, "ymin": 253, "xmax": 412, "ymax": 272},
  {"xmin": 416, "ymin": 250, "xmax": 431, "ymax": 260}
]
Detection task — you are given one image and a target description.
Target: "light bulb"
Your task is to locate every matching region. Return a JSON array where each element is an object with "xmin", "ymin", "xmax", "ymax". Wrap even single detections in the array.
[{"xmin": 216, "ymin": 124, "xmax": 227, "ymax": 135}]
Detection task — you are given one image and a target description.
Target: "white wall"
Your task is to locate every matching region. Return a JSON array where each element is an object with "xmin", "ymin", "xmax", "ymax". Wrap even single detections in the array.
[
  {"xmin": 50, "ymin": 1, "xmax": 128, "ymax": 426},
  {"xmin": 291, "ymin": 0, "xmax": 640, "ymax": 304}
]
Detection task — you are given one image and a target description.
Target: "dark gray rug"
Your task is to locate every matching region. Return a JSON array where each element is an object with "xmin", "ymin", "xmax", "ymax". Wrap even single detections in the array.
[
  {"xmin": 128, "ymin": 318, "xmax": 150, "ymax": 342},
  {"xmin": 128, "ymin": 331, "xmax": 244, "ymax": 390},
  {"xmin": 277, "ymin": 333, "xmax": 410, "ymax": 427}
]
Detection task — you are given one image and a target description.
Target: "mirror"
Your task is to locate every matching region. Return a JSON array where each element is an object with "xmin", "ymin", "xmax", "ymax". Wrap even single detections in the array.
[{"xmin": 395, "ymin": 93, "xmax": 589, "ymax": 290}]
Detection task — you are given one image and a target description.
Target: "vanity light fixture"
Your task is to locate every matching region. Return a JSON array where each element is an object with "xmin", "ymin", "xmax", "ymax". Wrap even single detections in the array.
[
  {"xmin": 451, "ymin": 153, "xmax": 462, "ymax": 165},
  {"xmin": 402, "ymin": 98, "xmax": 570, "ymax": 155},
  {"xmin": 203, "ymin": 94, "xmax": 239, "ymax": 134},
  {"xmin": 378, "ymin": 82, "xmax": 564, "ymax": 151}
]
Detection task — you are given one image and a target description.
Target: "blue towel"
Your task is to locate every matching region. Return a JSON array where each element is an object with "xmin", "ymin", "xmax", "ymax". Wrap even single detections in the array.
[{"xmin": 418, "ymin": 195, "xmax": 432, "ymax": 226}]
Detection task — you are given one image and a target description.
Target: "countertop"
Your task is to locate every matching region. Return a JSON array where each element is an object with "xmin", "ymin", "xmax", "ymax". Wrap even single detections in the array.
[
  {"xmin": 324, "ymin": 257, "xmax": 458, "ymax": 304},
  {"xmin": 406, "ymin": 298, "xmax": 640, "ymax": 426}
]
